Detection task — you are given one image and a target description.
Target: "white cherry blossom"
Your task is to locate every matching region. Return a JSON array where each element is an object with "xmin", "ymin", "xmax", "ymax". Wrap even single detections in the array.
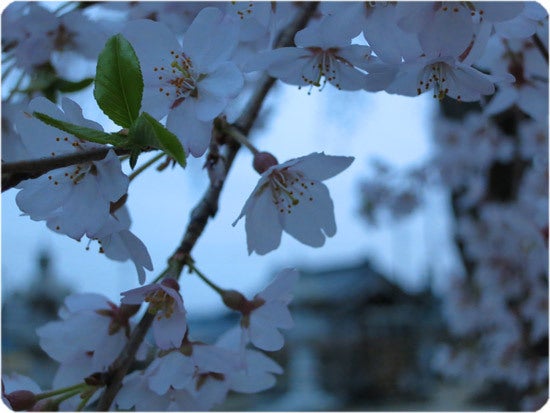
[
  {"xmin": 121, "ymin": 278, "xmax": 187, "ymax": 349},
  {"xmin": 234, "ymin": 152, "xmax": 354, "ymax": 255},
  {"xmin": 36, "ymin": 293, "xmax": 137, "ymax": 373},
  {"xmin": 122, "ymin": 8, "xmax": 243, "ymax": 157},
  {"xmin": 14, "ymin": 97, "xmax": 129, "ymax": 241},
  {"xmin": 91, "ymin": 206, "xmax": 153, "ymax": 285},
  {"xmin": 221, "ymin": 268, "xmax": 298, "ymax": 352},
  {"xmin": 247, "ymin": 12, "xmax": 372, "ymax": 91}
]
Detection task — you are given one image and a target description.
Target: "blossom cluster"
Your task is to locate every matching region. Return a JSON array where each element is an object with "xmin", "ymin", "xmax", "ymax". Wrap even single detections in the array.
[
  {"xmin": 358, "ymin": 12, "xmax": 548, "ymax": 408},
  {"xmin": 2, "ymin": 1, "xmax": 548, "ymax": 411}
]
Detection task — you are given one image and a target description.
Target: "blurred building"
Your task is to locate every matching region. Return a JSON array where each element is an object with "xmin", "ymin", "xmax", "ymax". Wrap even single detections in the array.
[
  {"xmin": 256, "ymin": 259, "xmax": 445, "ymax": 411},
  {"xmin": 2, "ymin": 250, "xmax": 71, "ymax": 387}
]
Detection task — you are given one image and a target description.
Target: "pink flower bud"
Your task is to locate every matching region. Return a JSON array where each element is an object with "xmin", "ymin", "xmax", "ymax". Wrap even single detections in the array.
[
  {"xmin": 161, "ymin": 278, "xmax": 180, "ymax": 292},
  {"xmin": 221, "ymin": 289, "xmax": 248, "ymax": 311},
  {"xmin": 5, "ymin": 390, "xmax": 36, "ymax": 411},
  {"xmin": 253, "ymin": 152, "xmax": 278, "ymax": 174}
]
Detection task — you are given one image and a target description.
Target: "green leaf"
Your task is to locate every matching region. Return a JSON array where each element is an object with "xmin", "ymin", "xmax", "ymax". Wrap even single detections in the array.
[
  {"xmin": 33, "ymin": 112, "xmax": 125, "ymax": 146},
  {"xmin": 127, "ymin": 113, "xmax": 186, "ymax": 168},
  {"xmin": 94, "ymin": 34, "xmax": 143, "ymax": 128},
  {"xmin": 140, "ymin": 113, "xmax": 186, "ymax": 167}
]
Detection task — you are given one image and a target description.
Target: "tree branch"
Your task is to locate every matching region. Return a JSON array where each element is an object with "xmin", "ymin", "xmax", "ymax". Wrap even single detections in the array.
[
  {"xmin": 1, "ymin": 147, "xmax": 132, "ymax": 192},
  {"xmin": 95, "ymin": 3, "xmax": 318, "ymax": 410}
]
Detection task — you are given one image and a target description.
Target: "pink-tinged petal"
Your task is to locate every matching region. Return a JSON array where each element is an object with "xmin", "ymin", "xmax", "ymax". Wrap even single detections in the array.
[
  {"xmin": 228, "ymin": 350, "xmax": 282, "ymax": 393},
  {"xmin": 199, "ymin": 61, "xmax": 243, "ymax": 98},
  {"xmin": 16, "ymin": 172, "xmax": 72, "ymax": 219},
  {"xmin": 122, "ymin": 19, "xmax": 181, "ymax": 81},
  {"xmin": 182, "ymin": 7, "xmax": 238, "ymax": 72},
  {"xmin": 248, "ymin": 320, "xmax": 284, "ymax": 351},
  {"xmin": 46, "ymin": 175, "xmax": 109, "ymax": 240},
  {"xmin": 94, "ymin": 149, "xmax": 129, "ymax": 202},
  {"xmin": 337, "ymin": 45, "xmax": 373, "ymax": 70},
  {"xmin": 153, "ymin": 310, "xmax": 187, "ymax": 350},
  {"xmin": 141, "ymin": 85, "xmax": 173, "ymax": 120},
  {"xmin": 395, "ymin": 2, "xmax": 434, "ymax": 33},
  {"xmin": 92, "ymin": 330, "xmax": 126, "ymax": 371},
  {"xmin": 52, "ymin": 353, "xmax": 95, "ymax": 389},
  {"xmin": 293, "ymin": 153, "xmax": 354, "ymax": 181},
  {"xmin": 118, "ymin": 230, "xmax": 154, "ymax": 271},
  {"xmin": 160, "ymin": 284, "xmax": 184, "ymax": 311},
  {"xmin": 243, "ymin": 185, "xmax": 283, "ymax": 255},
  {"xmin": 148, "ymin": 352, "xmax": 194, "ymax": 395},
  {"xmin": 194, "ymin": 91, "xmax": 226, "ymax": 121},
  {"xmin": 60, "ymin": 97, "xmax": 103, "ymax": 131},
  {"xmin": 418, "ymin": 6, "xmax": 473, "ymax": 57},
  {"xmin": 281, "ymin": 182, "xmax": 337, "ymax": 246},
  {"xmin": 116, "ymin": 373, "xmax": 152, "ymax": 410},
  {"xmin": 62, "ymin": 293, "xmax": 110, "ymax": 314},
  {"xmin": 258, "ymin": 268, "xmax": 299, "ymax": 301},
  {"xmin": 2, "ymin": 374, "xmax": 42, "ymax": 395},
  {"xmin": 166, "ymin": 103, "xmax": 212, "ymax": 157},
  {"xmin": 448, "ymin": 65, "xmax": 495, "ymax": 100},
  {"xmin": 37, "ymin": 313, "xmax": 108, "ymax": 362},
  {"xmin": 476, "ymin": 2, "xmax": 524, "ymax": 22},
  {"xmin": 253, "ymin": 301, "xmax": 294, "ymax": 329},
  {"xmin": 364, "ymin": 6, "xmax": 422, "ymax": 64},
  {"xmin": 192, "ymin": 344, "xmax": 240, "ymax": 373},
  {"xmin": 120, "ymin": 284, "xmax": 158, "ymax": 305},
  {"xmin": 328, "ymin": 60, "xmax": 366, "ymax": 91},
  {"xmin": 258, "ymin": 47, "xmax": 312, "ymax": 86}
]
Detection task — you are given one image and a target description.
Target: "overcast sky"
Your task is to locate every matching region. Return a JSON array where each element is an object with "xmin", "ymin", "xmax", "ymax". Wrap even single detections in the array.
[{"xmin": 2, "ymin": 82, "xmax": 459, "ymax": 315}]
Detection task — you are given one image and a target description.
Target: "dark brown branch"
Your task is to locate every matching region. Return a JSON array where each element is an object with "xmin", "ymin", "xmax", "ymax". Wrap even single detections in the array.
[
  {"xmin": 533, "ymin": 33, "xmax": 549, "ymax": 63},
  {"xmin": 2, "ymin": 147, "xmax": 131, "ymax": 192},
  {"xmin": 95, "ymin": 3, "xmax": 318, "ymax": 410}
]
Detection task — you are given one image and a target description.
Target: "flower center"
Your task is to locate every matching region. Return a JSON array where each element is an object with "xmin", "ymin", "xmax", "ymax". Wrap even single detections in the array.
[
  {"xmin": 154, "ymin": 50, "xmax": 198, "ymax": 109},
  {"xmin": 418, "ymin": 62, "xmax": 451, "ymax": 100},
  {"xmin": 269, "ymin": 170, "xmax": 315, "ymax": 215},
  {"xmin": 145, "ymin": 289, "xmax": 176, "ymax": 320},
  {"xmin": 301, "ymin": 47, "xmax": 352, "ymax": 93}
]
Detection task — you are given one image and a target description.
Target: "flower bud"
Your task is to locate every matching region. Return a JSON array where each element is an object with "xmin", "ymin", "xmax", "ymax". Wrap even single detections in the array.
[
  {"xmin": 5, "ymin": 390, "xmax": 36, "ymax": 411},
  {"xmin": 161, "ymin": 278, "xmax": 180, "ymax": 292},
  {"xmin": 253, "ymin": 152, "xmax": 278, "ymax": 174},
  {"xmin": 221, "ymin": 289, "xmax": 248, "ymax": 311}
]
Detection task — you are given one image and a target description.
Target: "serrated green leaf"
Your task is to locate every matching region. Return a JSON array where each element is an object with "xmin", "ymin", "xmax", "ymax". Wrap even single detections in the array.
[
  {"xmin": 141, "ymin": 113, "xmax": 186, "ymax": 168},
  {"xmin": 33, "ymin": 112, "xmax": 125, "ymax": 146},
  {"xmin": 126, "ymin": 113, "xmax": 186, "ymax": 168},
  {"xmin": 94, "ymin": 34, "xmax": 143, "ymax": 128}
]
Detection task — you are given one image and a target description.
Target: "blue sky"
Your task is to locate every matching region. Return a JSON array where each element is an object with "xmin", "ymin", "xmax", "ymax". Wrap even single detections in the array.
[{"xmin": 2, "ymin": 82, "xmax": 458, "ymax": 315}]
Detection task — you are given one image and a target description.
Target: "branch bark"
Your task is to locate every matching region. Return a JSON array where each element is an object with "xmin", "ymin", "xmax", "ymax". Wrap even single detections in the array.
[
  {"xmin": 1, "ymin": 147, "xmax": 131, "ymax": 192},
  {"xmin": 95, "ymin": 3, "xmax": 318, "ymax": 410}
]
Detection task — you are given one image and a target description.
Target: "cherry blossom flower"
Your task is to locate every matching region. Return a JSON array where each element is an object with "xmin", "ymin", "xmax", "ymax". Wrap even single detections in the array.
[
  {"xmin": 248, "ymin": 12, "xmax": 372, "ymax": 91},
  {"xmin": 36, "ymin": 293, "xmax": 140, "ymax": 375},
  {"xmin": 121, "ymin": 278, "xmax": 187, "ymax": 349},
  {"xmin": 122, "ymin": 8, "xmax": 243, "ymax": 157},
  {"xmin": 14, "ymin": 97, "xmax": 129, "ymax": 241},
  {"xmin": 221, "ymin": 268, "xmax": 298, "ymax": 352},
  {"xmin": 91, "ymin": 206, "xmax": 153, "ymax": 285},
  {"xmin": 2, "ymin": 3, "xmax": 108, "ymax": 72},
  {"xmin": 233, "ymin": 152, "xmax": 354, "ymax": 255}
]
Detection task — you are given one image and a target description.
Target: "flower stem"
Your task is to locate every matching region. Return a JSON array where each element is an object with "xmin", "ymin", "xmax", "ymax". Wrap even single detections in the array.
[
  {"xmin": 128, "ymin": 152, "xmax": 165, "ymax": 182},
  {"xmin": 224, "ymin": 125, "xmax": 260, "ymax": 156},
  {"xmin": 35, "ymin": 383, "xmax": 86, "ymax": 400},
  {"xmin": 50, "ymin": 388, "xmax": 83, "ymax": 408},
  {"xmin": 76, "ymin": 389, "xmax": 96, "ymax": 411},
  {"xmin": 186, "ymin": 260, "xmax": 225, "ymax": 295}
]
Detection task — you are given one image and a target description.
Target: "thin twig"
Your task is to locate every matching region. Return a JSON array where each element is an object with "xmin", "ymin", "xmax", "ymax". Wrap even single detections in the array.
[{"xmin": 95, "ymin": 3, "xmax": 318, "ymax": 410}]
